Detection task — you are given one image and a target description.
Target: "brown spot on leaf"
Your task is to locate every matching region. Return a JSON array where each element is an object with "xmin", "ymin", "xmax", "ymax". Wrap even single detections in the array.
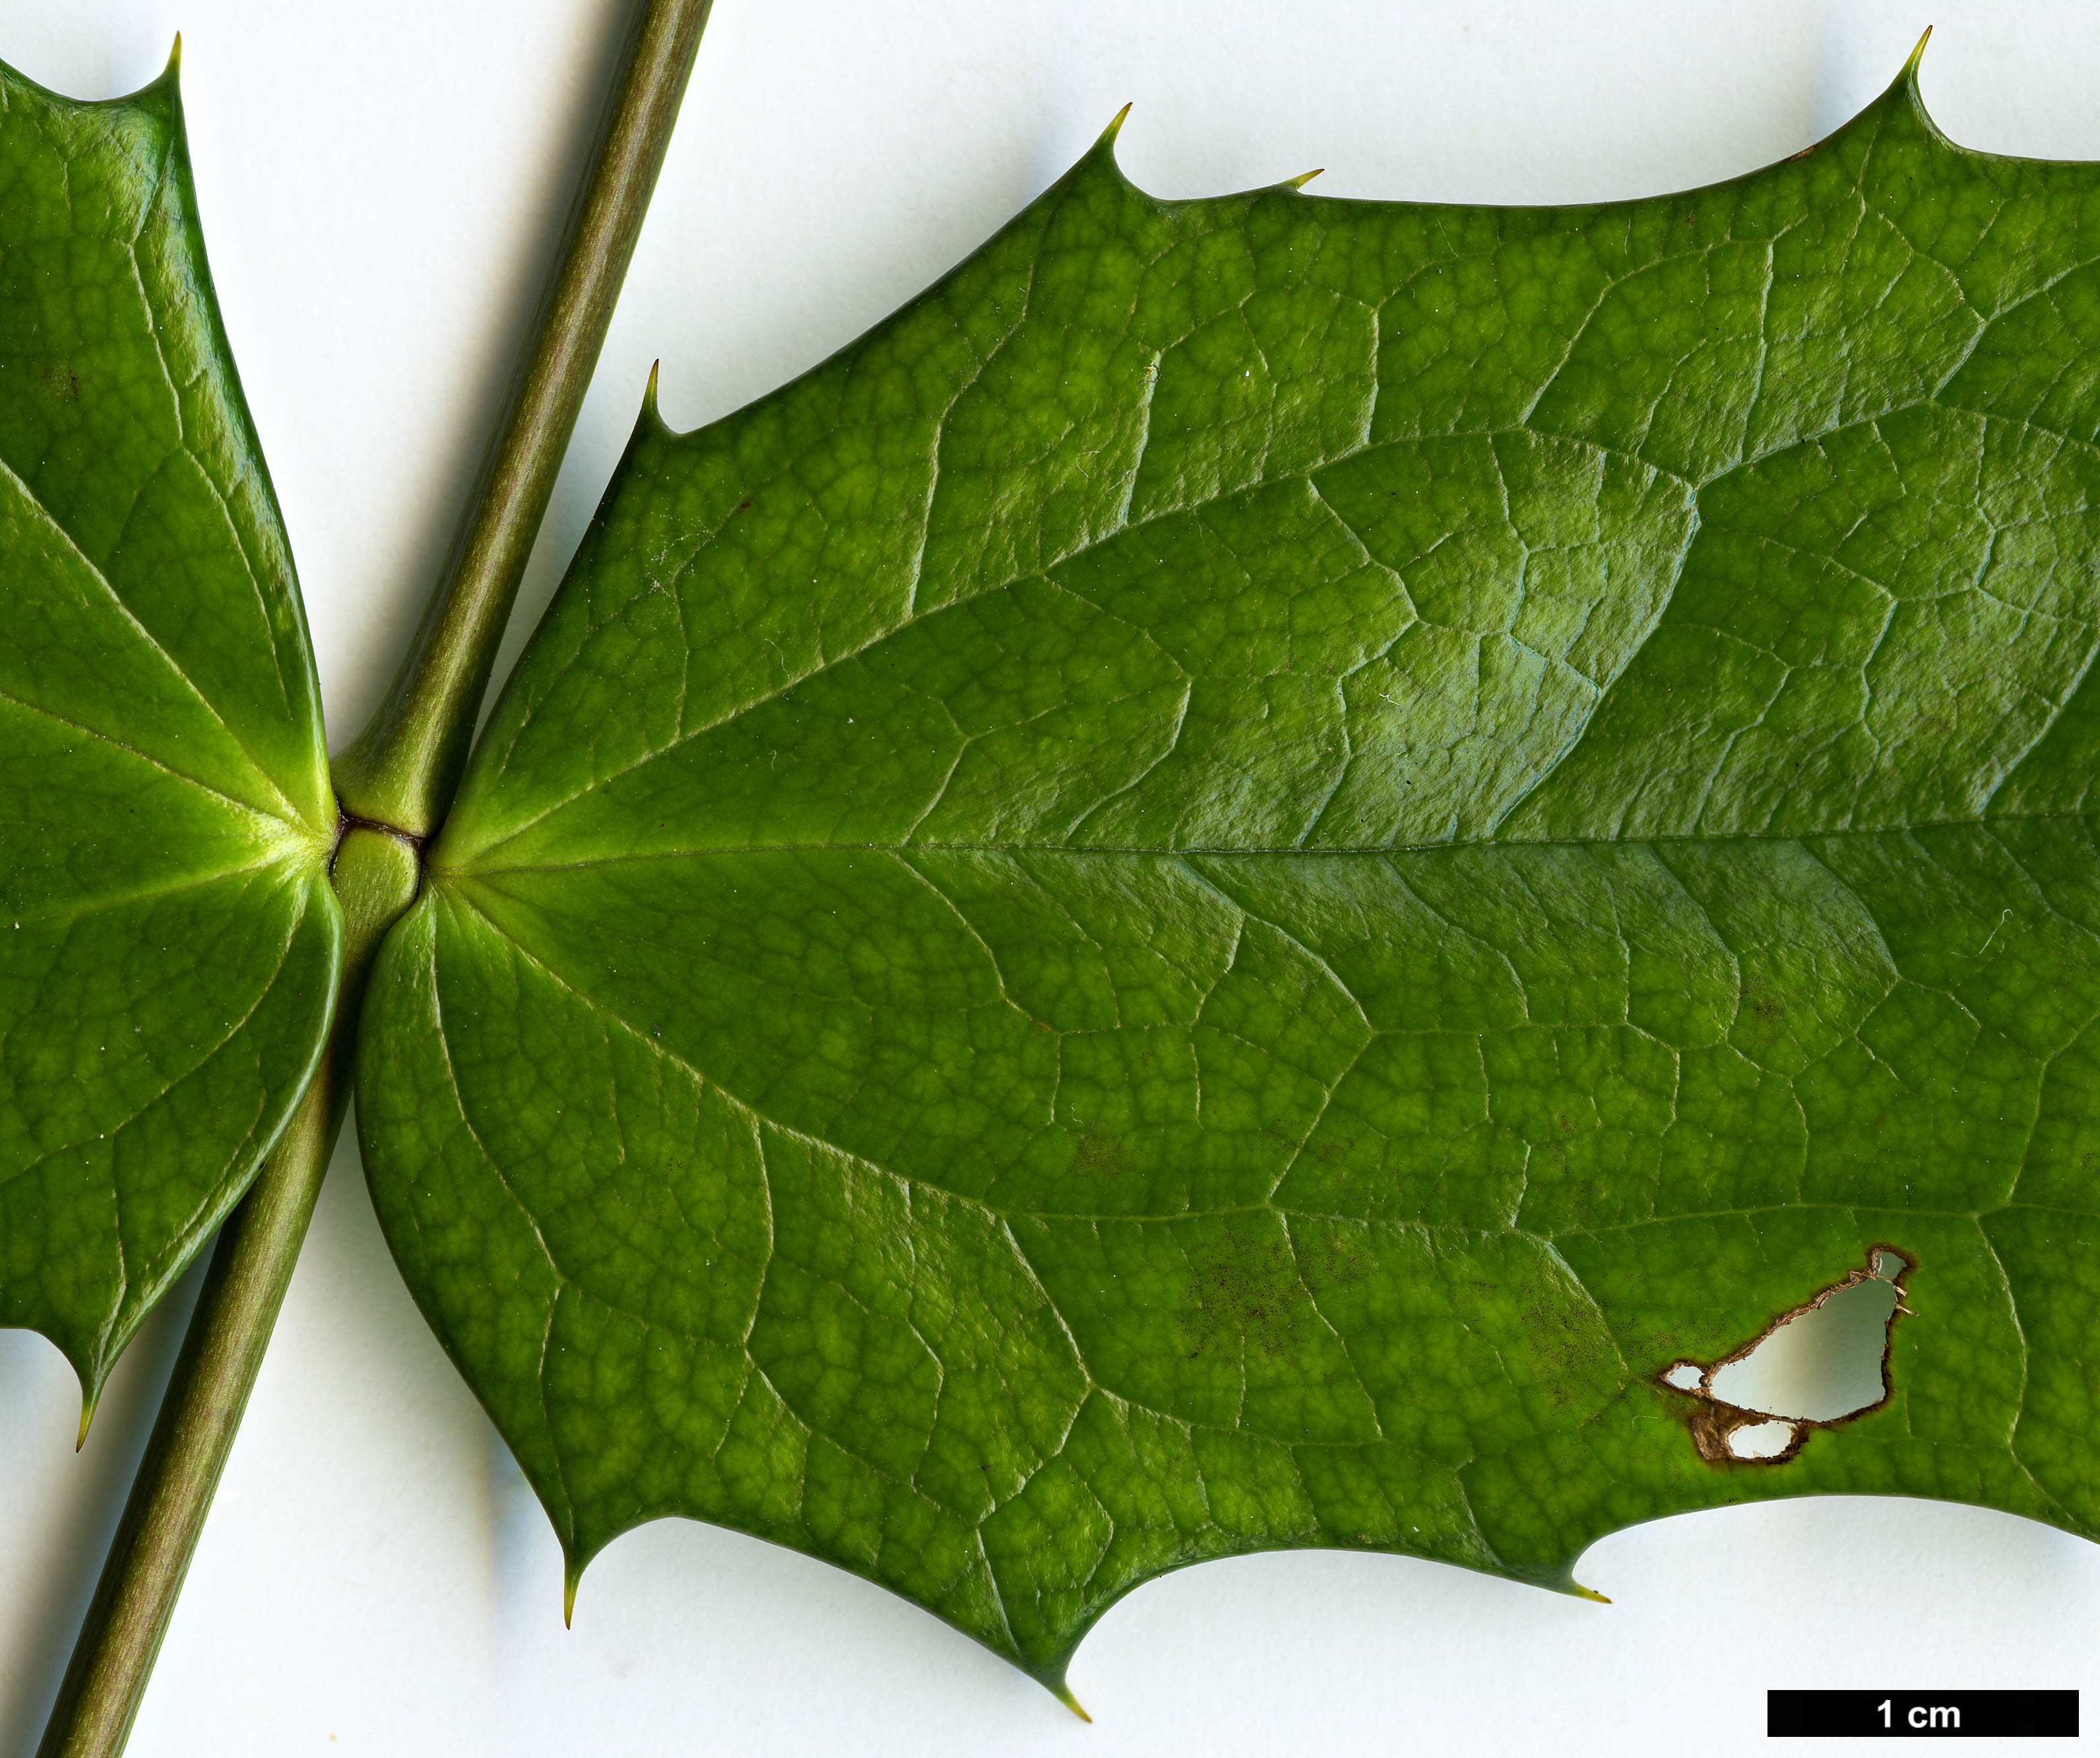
[
  {"xmin": 1736, "ymin": 981, "xmax": 1789, "ymax": 1051},
  {"xmin": 1303, "ymin": 1225, "xmax": 1375, "ymax": 1286},
  {"xmin": 1069, "ymin": 1130, "xmax": 1130, "ymax": 1178},
  {"xmin": 1183, "ymin": 1222, "xmax": 1305, "ymax": 1359}
]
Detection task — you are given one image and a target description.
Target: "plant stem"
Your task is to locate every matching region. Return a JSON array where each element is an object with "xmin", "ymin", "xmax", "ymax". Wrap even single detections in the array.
[
  {"xmin": 33, "ymin": 1099, "xmax": 335, "ymax": 1758},
  {"xmin": 36, "ymin": 1, "xmax": 715, "ymax": 1750},
  {"xmin": 336, "ymin": 0, "xmax": 716, "ymax": 838}
]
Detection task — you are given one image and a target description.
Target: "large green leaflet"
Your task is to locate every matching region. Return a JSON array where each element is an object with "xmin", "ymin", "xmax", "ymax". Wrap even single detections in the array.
[
  {"xmin": 0, "ymin": 57, "xmax": 339, "ymax": 1406},
  {"xmin": 356, "ymin": 53, "xmax": 2100, "ymax": 1693}
]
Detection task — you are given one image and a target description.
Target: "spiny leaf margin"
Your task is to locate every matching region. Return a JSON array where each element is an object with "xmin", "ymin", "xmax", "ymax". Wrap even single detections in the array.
[{"xmin": 359, "ymin": 45, "xmax": 2100, "ymax": 1693}]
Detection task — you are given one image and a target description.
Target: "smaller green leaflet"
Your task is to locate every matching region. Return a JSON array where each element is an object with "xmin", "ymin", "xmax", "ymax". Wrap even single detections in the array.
[
  {"xmin": 0, "ymin": 55, "xmax": 340, "ymax": 1410},
  {"xmin": 356, "ymin": 47, "xmax": 2100, "ymax": 1698}
]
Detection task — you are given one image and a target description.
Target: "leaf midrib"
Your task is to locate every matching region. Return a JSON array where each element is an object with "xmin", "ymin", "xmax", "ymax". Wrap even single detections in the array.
[
  {"xmin": 444, "ymin": 805, "xmax": 2100, "ymax": 883},
  {"xmin": 0, "ymin": 847, "xmax": 327, "ymax": 928}
]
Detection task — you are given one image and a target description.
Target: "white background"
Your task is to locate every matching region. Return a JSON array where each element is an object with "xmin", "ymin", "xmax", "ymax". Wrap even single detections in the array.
[{"xmin": 2, "ymin": 1, "xmax": 2097, "ymax": 1752}]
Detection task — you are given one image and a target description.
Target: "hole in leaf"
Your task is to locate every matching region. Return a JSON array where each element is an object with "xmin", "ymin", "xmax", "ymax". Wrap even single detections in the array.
[
  {"xmin": 1725, "ymin": 1419, "xmax": 1800, "ymax": 1460},
  {"xmin": 1657, "ymin": 1245, "xmax": 1913, "ymax": 1466},
  {"xmin": 1708, "ymin": 1250, "xmax": 1905, "ymax": 1421}
]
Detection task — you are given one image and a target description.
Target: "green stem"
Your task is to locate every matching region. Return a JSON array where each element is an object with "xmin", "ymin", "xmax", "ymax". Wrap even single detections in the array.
[
  {"xmin": 334, "ymin": 0, "xmax": 715, "ymax": 837},
  {"xmin": 34, "ymin": 1101, "xmax": 335, "ymax": 1758},
  {"xmin": 35, "ymin": 2, "xmax": 715, "ymax": 1751}
]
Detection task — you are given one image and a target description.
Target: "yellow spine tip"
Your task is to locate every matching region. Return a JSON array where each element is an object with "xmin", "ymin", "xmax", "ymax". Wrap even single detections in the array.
[
  {"xmin": 1903, "ymin": 25, "xmax": 1933, "ymax": 78},
  {"xmin": 563, "ymin": 1569, "xmax": 580, "ymax": 1627},
  {"xmin": 644, "ymin": 358, "xmax": 662, "ymax": 419},
  {"xmin": 1098, "ymin": 102, "xmax": 1133, "ymax": 148},
  {"xmin": 1574, "ymin": 1582, "xmax": 1612, "ymax": 1604},
  {"xmin": 165, "ymin": 32, "xmax": 183, "ymax": 78},
  {"xmin": 1287, "ymin": 168, "xmax": 1325, "ymax": 191},
  {"xmin": 76, "ymin": 1402, "xmax": 94, "ymax": 1452},
  {"xmin": 1054, "ymin": 1684, "xmax": 1092, "ymax": 1722}
]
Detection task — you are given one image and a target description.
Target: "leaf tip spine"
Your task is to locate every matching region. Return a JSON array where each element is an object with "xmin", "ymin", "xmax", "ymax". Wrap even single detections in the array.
[
  {"xmin": 637, "ymin": 358, "xmax": 681, "ymax": 443},
  {"xmin": 1572, "ymin": 1581, "xmax": 1612, "ymax": 1605},
  {"xmin": 76, "ymin": 1393, "xmax": 96, "ymax": 1452},
  {"xmin": 137, "ymin": 30, "xmax": 183, "ymax": 102},
  {"xmin": 1054, "ymin": 1683, "xmax": 1092, "ymax": 1722},
  {"xmin": 123, "ymin": 29, "xmax": 183, "ymax": 110},
  {"xmin": 563, "ymin": 1564, "xmax": 581, "ymax": 1628},
  {"xmin": 1097, "ymin": 102, "xmax": 1133, "ymax": 150},
  {"xmin": 1887, "ymin": 24, "xmax": 1954, "ymax": 152},
  {"xmin": 1287, "ymin": 167, "xmax": 1325, "ymax": 191}
]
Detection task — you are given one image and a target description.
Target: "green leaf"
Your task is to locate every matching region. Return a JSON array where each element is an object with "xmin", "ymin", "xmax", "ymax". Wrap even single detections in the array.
[
  {"xmin": 358, "ymin": 53, "xmax": 2100, "ymax": 1693},
  {"xmin": 0, "ymin": 54, "xmax": 340, "ymax": 1409}
]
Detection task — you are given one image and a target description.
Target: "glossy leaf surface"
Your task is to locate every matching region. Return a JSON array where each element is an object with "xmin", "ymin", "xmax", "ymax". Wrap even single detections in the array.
[
  {"xmin": 360, "ymin": 58, "xmax": 2100, "ymax": 1690},
  {"xmin": 0, "ymin": 57, "xmax": 339, "ymax": 1403}
]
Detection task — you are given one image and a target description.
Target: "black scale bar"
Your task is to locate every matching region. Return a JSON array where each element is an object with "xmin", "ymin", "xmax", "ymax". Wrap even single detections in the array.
[{"xmin": 1769, "ymin": 1691, "xmax": 2078, "ymax": 1738}]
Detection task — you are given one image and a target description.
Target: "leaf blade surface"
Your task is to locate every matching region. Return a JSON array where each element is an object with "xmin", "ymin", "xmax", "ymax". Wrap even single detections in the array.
[
  {"xmin": 361, "ymin": 63, "xmax": 2100, "ymax": 1686},
  {"xmin": 0, "ymin": 55, "xmax": 340, "ymax": 1398}
]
